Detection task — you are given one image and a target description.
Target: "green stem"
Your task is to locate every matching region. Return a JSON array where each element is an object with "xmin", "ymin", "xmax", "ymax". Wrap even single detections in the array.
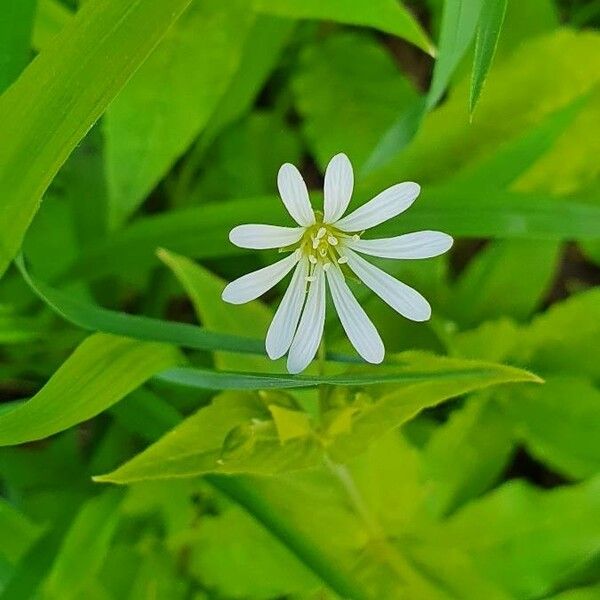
[
  {"xmin": 206, "ymin": 474, "xmax": 369, "ymax": 600},
  {"xmin": 324, "ymin": 457, "xmax": 423, "ymax": 588},
  {"xmin": 114, "ymin": 393, "xmax": 369, "ymax": 599}
]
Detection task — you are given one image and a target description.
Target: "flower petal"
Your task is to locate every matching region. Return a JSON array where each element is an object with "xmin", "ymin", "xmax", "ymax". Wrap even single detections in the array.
[
  {"xmin": 341, "ymin": 248, "xmax": 431, "ymax": 321},
  {"xmin": 287, "ymin": 264, "xmax": 326, "ymax": 374},
  {"xmin": 346, "ymin": 231, "xmax": 453, "ymax": 259},
  {"xmin": 326, "ymin": 266, "xmax": 384, "ymax": 364},
  {"xmin": 222, "ymin": 251, "xmax": 300, "ymax": 305},
  {"xmin": 277, "ymin": 163, "xmax": 315, "ymax": 226},
  {"xmin": 324, "ymin": 153, "xmax": 354, "ymax": 223},
  {"xmin": 229, "ymin": 224, "xmax": 304, "ymax": 250},
  {"xmin": 265, "ymin": 259, "xmax": 309, "ymax": 360},
  {"xmin": 335, "ymin": 182, "xmax": 420, "ymax": 232}
]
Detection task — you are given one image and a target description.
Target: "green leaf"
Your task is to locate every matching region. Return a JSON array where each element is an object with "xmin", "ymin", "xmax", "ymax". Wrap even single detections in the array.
[
  {"xmin": 65, "ymin": 188, "xmax": 600, "ymax": 285},
  {"xmin": 547, "ymin": 584, "xmax": 600, "ymax": 600},
  {"xmin": 187, "ymin": 503, "xmax": 318, "ymax": 598},
  {"xmin": 0, "ymin": 0, "xmax": 192, "ymax": 278},
  {"xmin": 157, "ymin": 248, "xmax": 276, "ymax": 372},
  {"xmin": 427, "ymin": 0, "xmax": 483, "ymax": 110},
  {"xmin": 454, "ymin": 92, "xmax": 590, "ymax": 190},
  {"xmin": 94, "ymin": 391, "xmax": 323, "ymax": 482},
  {"xmin": 105, "ymin": 1, "xmax": 255, "ymax": 226},
  {"xmin": 431, "ymin": 477, "xmax": 600, "ymax": 598},
  {"xmin": 97, "ymin": 352, "xmax": 538, "ymax": 483},
  {"xmin": 470, "ymin": 0, "xmax": 508, "ymax": 114},
  {"xmin": 155, "ymin": 351, "xmax": 539, "ymax": 392},
  {"xmin": 0, "ymin": 333, "xmax": 180, "ymax": 447},
  {"xmin": 499, "ymin": 377, "xmax": 600, "ymax": 480},
  {"xmin": 0, "ymin": 0, "xmax": 37, "ymax": 92},
  {"xmin": 42, "ymin": 490, "xmax": 123, "ymax": 600},
  {"xmin": 327, "ymin": 352, "xmax": 539, "ymax": 462},
  {"xmin": 421, "ymin": 397, "xmax": 514, "ymax": 517},
  {"xmin": 0, "ymin": 499, "xmax": 42, "ymax": 565},
  {"xmin": 32, "ymin": 0, "xmax": 71, "ymax": 51},
  {"xmin": 252, "ymin": 0, "xmax": 433, "ymax": 54},
  {"xmin": 17, "ymin": 255, "xmax": 265, "ymax": 356},
  {"xmin": 450, "ymin": 240, "xmax": 561, "ymax": 326},
  {"xmin": 366, "ymin": 29, "xmax": 600, "ymax": 188},
  {"xmin": 515, "ymin": 287, "xmax": 600, "ymax": 380},
  {"xmin": 292, "ymin": 32, "xmax": 419, "ymax": 169}
]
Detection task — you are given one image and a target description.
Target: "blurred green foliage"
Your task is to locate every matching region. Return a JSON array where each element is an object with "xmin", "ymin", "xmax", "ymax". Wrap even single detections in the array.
[{"xmin": 0, "ymin": 0, "xmax": 599, "ymax": 598}]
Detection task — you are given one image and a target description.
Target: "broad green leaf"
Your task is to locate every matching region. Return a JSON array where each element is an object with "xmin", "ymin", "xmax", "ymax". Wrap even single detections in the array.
[
  {"xmin": 208, "ymin": 473, "xmax": 368, "ymax": 600},
  {"xmin": 105, "ymin": 1, "xmax": 255, "ymax": 226},
  {"xmin": 421, "ymin": 397, "xmax": 514, "ymax": 517},
  {"xmin": 430, "ymin": 477, "xmax": 600, "ymax": 598},
  {"xmin": 0, "ymin": 333, "xmax": 180, "ymax": 447},
  {"xmin": 188, "ymin": 504, "xmax": 318, "ymax": 598},
  {"xmin": 97, "ymin": 353, "xmax": 538, "ymax": 483},
  {"xmin": 427, "ymin": 0, "xmax": 483, "ymax": 110},
  {"xmin": 450, "ymin": 240, "xmax": 561, "ymax": 326},
  {"xmin": 470, "ymin": 0, "xmax": 508, "ymax": 114},
  {"xmin": 513, "ymin": 86, "xmax": 600, "ymax": 196},
  {"xmin": 66, "ymin": 188, "xmax": 600, "ymax": 284},
  {"xmin": 0, "ymin": 0, "xmax": 37, "ymax": 92},
  {"xmin": 157, "ymin": 248, "xmax": 276, "ymax": 372},
  {"xmin": 366, "ymin": 29, "xmax": 600, "ymax": 188},
  {"xmin": 453, "ymin": 93, "xmax": 590, "ymax": 190},
  {"xmin": 499, "ymin": 377, "xmax": 600, "ymax": 480},
  {"xmin": 327, "ymin": 352, "xmax": 539, "ymax": 462},
  {"xmin": 292, "ymin": 32, "xmax": 419, "ymax": 169},
  {"xmin": 17, "ymin": 256, "xmax": 265, "ymax": 356},
  {"xmin": 0, "ymin": 0, "xmax": 193, "ymax": 278},
  {"xmin": 252, "ymin": 0, "xmax": 433, "ymax": 54},
  {"xmin": 0, "ymin": 499, "xmax": 42, "ymax": 565},
  {"xmin": 94, "ymin": 391, "xmax": 323, "ymax": 482},
  {"xmin": 515, "ymin": 287, "xmax": 600, "ymax": 380},
  {"xmin": 42, "ymin": 490, "xmax": 123, "ymax": 600}
]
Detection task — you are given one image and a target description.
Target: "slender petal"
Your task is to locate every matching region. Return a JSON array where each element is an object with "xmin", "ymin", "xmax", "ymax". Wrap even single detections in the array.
[
  {"xmin": 335, "ymin": 182, "xmax": 420, "ymax": 232},
  {"xmin": 326, "ymin": 266, "xmax": 384, "ymax": 364},
  {"xmin": 222, "ymin": 251, "xmax": 300, "ymax": 305},
  {"xmin": 341, "ymin": 248, "xmax": 431, "ymax": 321},
  {"xmin": 265, "ymin": 259, "xmax": 309, "ymax": 359},
  {"xmin": 287, "ymin": 264, "xmax": 326, "ymax": 374},
  {"xmin": 346, "ymin": 231, "xmax": 453, "ymax": 259},
  {"xmin": 229, "ymin": 224, "xmax": 304, "ymax": 250},
  {"xmin": 324, "ymin": 153, "xmax": 354, "ymax": 223},
  {"xmin": 277, "ymin": 163, "xmax": 315, "ymax": 226}
]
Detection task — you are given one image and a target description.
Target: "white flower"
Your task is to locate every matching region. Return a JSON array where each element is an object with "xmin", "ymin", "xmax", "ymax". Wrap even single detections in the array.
[{"xmin": 222, "ymin": 153, "xmax": 453, "ymax": 374}]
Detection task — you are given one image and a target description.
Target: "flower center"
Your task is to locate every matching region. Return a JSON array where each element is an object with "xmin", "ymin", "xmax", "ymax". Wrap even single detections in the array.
[{"xmin": 298, "ymin": 221, "xmax": 358, "ymax": 277}]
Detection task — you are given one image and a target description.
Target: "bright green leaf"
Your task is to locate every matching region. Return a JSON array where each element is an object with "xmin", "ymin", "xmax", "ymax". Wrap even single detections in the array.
[
  {"xmin": 252, "ymin": 0, "xmax": 433, "ymax": 54},
  {"xmin": 499, "ymin": 377, "xmax": 600, "ymax": 479},
  {"xmin": 421, "ymin": 397, "xmax": 514, "ymax": 517},
  {"xmin": 0, "ymin": 0, "xmax": 193, "ymax": 278},
  {"xmin": 0, "ymin": 333, "xmax": 180, "ymax": 447},
  {"xmin": 105, "ymin": 1, "xmax": 255, "ymax": 226}
]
